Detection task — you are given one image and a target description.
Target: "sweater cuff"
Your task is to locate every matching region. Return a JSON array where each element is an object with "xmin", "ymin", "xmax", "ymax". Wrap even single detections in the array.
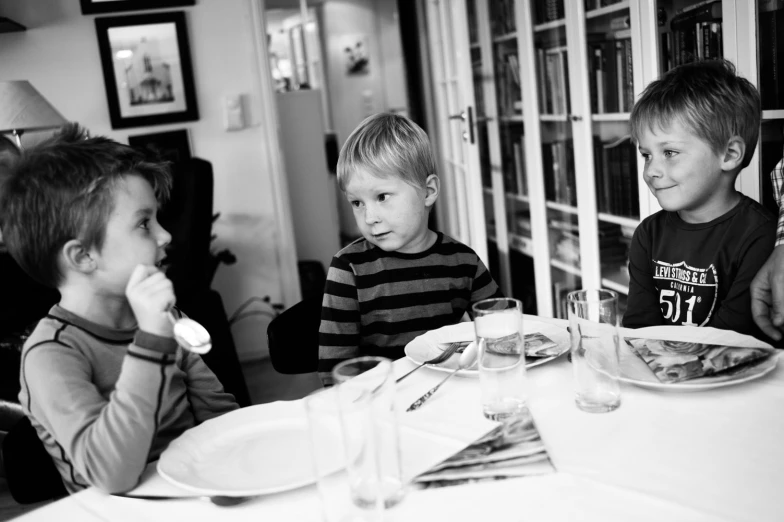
[{"xmin": 133, "ymin": 330, "xmax": 178, "ymax": 354}]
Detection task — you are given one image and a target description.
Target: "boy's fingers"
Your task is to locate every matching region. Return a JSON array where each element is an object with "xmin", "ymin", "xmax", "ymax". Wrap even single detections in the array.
[
  {"xmin": 126, "ymin": 264, "xmax": 158, "ymax": 292},
  {"xmin": 769, "ymin": 245, "xmax": 784, "ymax": 328},
  {"xmin": 753, "ymin": 307, "xmax": 782, "ymax": 341}
]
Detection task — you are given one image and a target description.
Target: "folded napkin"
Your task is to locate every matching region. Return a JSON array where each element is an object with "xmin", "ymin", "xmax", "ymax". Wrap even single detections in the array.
[
  {"xmin": 411, "ymin": 415, "xmax": 555, "ymax": 489},
  {"xmin": 622, "ymin": 325, "xmax": 776, "ymax": 384},
  {"xmin": 410, "ymin": 320, "xmax": 566, "ymax": 366}
]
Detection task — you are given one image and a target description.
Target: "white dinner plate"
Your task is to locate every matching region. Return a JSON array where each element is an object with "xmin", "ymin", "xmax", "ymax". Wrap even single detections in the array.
[
  {"xmin": 157, "ymin": 401, "xmax": 343, "ymax": 496},
  {"xmin": 618, "ymin": 341, "xmax": 779, "ymax": 391},
  {"xmin": 404, "ymin": 319, "xmax": 570, "ymax": 375}
]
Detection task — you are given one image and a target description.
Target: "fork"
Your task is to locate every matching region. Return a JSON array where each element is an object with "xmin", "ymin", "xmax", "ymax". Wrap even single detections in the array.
[
  {"xmin": 111, "ymin": 493, "xmax": 254, "ymax": 506},
  {"xmin": 396, "ymin": 341, "xmax": 467, "ymax": 383}
]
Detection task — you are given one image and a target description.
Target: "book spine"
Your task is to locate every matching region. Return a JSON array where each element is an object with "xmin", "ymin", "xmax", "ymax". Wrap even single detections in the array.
[
  {"xmin": 513, "ymin": 141, "xmax": 525, "ymax": 196},
  {"xmin": 615, "ymin": 41, "xmax": 625, "ymax": 112},
  {"xmin": 624, "ymin": 39, "xmax": 634, "ymax": 111}
]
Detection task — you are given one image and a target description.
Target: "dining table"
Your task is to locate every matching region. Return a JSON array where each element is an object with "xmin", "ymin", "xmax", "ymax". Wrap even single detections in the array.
[{"xmin": 11, "ymin": 315, "xmax": 784, "ymax": 522}]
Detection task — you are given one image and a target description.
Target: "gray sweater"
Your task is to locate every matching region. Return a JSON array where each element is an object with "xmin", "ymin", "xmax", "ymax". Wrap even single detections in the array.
[{"xmin": 18, "ymin": 305, "xmax": 239, "ymax": 493}]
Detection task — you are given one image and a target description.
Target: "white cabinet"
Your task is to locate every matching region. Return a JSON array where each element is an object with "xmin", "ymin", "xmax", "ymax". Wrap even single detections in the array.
[{"xmin": 422, "ymin": 0, "xmax": 783, "ymax": 318}]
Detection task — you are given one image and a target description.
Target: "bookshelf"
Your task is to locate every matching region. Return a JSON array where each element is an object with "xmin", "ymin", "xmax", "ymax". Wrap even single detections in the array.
[{"xmin": 422, "ymin": 0, "xmax": 783, "ymax": 319}]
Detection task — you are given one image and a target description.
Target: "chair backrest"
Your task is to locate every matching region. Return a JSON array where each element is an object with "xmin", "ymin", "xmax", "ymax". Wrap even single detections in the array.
[
  {"xmin": 266, "ymin": 297, "xmax": 322, "ymax": 374},
  {"xmin": 2, "ymin": 416, "xmax": 67, "ymax": 504}
]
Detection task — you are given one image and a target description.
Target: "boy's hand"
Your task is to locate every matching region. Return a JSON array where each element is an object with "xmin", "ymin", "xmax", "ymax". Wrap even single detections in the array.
[
  {"xmin": 126, "ymin": 264, "xmax": 176, "ymax": 338},
  {"xmin": 750, "ymin": 245, "xmax": 784, "ymax": 341}
]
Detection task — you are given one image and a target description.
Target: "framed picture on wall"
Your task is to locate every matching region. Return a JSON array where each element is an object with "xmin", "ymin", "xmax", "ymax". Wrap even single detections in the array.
[
  {"xmin": 95, "ymin": 11, "xmax": 199, "ymax": 129},
  {"xmin": 81, "ymin": 0, "xmax": 195, "ymax": 15},
  {"xmin": 128, "ymin": 129, "xmax": 192, "ymax": 164}
]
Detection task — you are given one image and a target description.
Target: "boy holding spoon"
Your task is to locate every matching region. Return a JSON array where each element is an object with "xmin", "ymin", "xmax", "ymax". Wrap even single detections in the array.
[{"xmin": 0, "ymin": 124, "xmax": 238, "ymax": 494}]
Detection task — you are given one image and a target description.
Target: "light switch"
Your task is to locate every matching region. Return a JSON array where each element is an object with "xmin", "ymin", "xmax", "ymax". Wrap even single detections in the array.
[{"xmin": 224, "ymin": 94, "xmax": 244, "ymax": 131}]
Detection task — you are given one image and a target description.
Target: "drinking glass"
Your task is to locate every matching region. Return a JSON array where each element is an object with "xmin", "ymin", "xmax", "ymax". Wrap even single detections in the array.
[
  {"xmin": 304, "ymin": 388, "xmax": 352, "ymax": 522},
  {"xmin": 333, "ymin": 356, "xmax": 405, "ymax": 511},
  {"xmin": 472, "ymin": 298, "xmax": 530, "ymax": 423},
  {"xmin": 566, "ymin": 289, "xmax": 622, "ymax": 413}
]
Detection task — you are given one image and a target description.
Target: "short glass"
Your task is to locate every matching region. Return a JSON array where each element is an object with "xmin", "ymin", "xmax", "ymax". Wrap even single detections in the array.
[
  {"xmin": 472, "ymin": 298, "xmax": 530, "ymax": 422},
  {"xmin": 566, "ymin": 289, "xmax": 622, "ymax": 413},
  {"xmin": 332, "ymin": 356, "xmax": 405, "ymax": 511}
]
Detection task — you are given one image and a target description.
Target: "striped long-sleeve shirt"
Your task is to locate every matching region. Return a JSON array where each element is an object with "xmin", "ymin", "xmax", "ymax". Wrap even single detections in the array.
[{"xmin": 318, "ymin": 232, "xmax": 502, "ymax": 385}]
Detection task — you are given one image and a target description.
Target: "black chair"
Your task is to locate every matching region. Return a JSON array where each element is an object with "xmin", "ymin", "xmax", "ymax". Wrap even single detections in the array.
[
  {"xmin": 266, "ymin": 297, "xmax": 322, "ymax": 374},
  {"xmin": 2, "ymin": 415, "xmax": 67, "ymax": 504}
]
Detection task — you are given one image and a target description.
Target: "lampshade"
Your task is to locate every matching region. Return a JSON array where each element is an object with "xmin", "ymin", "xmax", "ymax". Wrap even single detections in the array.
[{"xmin": 0, "ymin": 81, "xmax": 67, "ymax": 146}]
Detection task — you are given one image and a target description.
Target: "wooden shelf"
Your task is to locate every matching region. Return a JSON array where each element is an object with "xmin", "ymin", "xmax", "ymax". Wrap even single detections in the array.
[
  {"xmin": 762, "ymin": 110, "xmax": 784, "ymax": 120},
  {"xmin": 592, "ymin": 113, "xmax": 631, "ymax": 122},
  {"xmin": 506, "ymin": 193, "xmax": 530, "ymax": 204},
  {"xmin": 493, "ymin": 32, "xmax": 517, "ymax": 44},
  {"xmin": 0, "ymin": 17, "xmax": 26, "ymax": 33},
  {"xmin": 551, "ymin": 259, "xmax": 581, "ymax": 276},
  {"xmin": 601, "ymin": 267, "xmax": 630, "ymax": 295},
  {"xmin": 597, "ymin": 213, "xmax": 639, "ymax": 228},
  {"xmin": 547, "ymin": 201, "xmax": 578, "ymax": 215},
  {"xmin": 534, "ymin": 19, "xmax": 565, "ymax": 32},
  {"xmin": 585, "ymin": 1, "xmax": 630, "ymax": 19}
]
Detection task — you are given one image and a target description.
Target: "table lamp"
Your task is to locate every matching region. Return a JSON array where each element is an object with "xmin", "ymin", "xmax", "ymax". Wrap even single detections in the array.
[{"xmin": 0, "ymin": 81, "xmax": 67, "ymax": 148}]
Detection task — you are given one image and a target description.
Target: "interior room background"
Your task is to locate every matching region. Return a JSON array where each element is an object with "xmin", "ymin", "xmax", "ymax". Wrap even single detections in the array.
[{"xmin": 0, "ymin": 0, "xmax": 412, "ymax": 364}]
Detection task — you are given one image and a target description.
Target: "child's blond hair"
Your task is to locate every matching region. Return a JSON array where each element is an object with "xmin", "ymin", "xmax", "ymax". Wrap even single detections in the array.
[{"xmin": 337, "ymin": 113, "xmax": 436, "ymax": 190}]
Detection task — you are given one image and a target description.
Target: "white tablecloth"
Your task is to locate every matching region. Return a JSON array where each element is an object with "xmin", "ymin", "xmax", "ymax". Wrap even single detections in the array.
[{"xmin": 14, "ymin": 316, "xmax": 784, "ymax": 522}]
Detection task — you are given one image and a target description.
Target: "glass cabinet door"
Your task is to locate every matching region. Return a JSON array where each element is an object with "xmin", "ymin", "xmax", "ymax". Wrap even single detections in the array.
[
  {"xmin": 656, "ymin": 0, "xmax": 723, "ymax": 75},
  {"xmin": 529, "ymin": 0, "xmax": 580, "ymax": 318},
  {"xmin": 469, "ymin": 0, "xmax": 502, "ymax": 287},
  {"xmin": 490, "ymin": 0, "xmax": 538, "ymax": 313},
  {"xmin": 758, "ymin": 0, "xmax": 784, "ymax": 220},
  {"xmin": 585, "ymin": 0, "xmax": 641, "ymax": 319}
]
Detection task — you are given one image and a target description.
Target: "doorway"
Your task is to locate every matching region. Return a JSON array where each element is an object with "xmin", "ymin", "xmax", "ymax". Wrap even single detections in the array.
[{"xmin": 260, "ymin": 0, "xmax": 423, "ymax": 254}]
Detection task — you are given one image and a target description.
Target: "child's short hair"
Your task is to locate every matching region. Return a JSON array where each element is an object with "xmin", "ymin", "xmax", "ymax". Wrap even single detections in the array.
[
  {"xmin": 0, "ymin": 123, "xmax": 172, "ymax": 288},
  {"xmin": 336, "ymin": 113, "xmax": 435, "ymax": 190},
  {"xmin": 630, "ymin": 59, "xmax": 761, "ymax": 169}
]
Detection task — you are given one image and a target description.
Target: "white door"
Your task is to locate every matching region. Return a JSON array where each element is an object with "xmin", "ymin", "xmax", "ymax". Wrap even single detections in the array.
[{"xmin": 423, "ymin": 0, "xmax": 488, "ymax": 264}]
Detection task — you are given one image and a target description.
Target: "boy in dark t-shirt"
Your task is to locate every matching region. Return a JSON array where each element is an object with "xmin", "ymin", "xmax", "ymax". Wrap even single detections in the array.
[{"xmin": 623, "ymin": 59, "xmax": 775, "ymax": 343}]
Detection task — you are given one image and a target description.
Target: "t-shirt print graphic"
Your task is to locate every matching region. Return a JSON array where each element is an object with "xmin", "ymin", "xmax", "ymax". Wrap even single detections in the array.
[{"xmin": 652, "ymin": 260, "xmax": 718, "ymax": 326}]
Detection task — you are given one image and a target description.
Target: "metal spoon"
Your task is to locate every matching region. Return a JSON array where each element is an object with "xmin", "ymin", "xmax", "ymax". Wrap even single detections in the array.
[
  {"xmin": 112, "ymin": 493, "xmax": 252, "ymax": 506},
  {"xmin": 167, "ymin": 311, "xmax": 212, "ymax": 354},
  {"xmin": 406, "ymin": 341, "xmax": 478, "ymax": 412}
]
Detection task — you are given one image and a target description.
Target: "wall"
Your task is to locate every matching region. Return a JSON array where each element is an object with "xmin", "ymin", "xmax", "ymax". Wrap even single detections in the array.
[
  {"xmin": 320, "ymin": 0, "xmax": 409, "ymax": 239},
  {"xmin": 0, "ymin": 0, "xmax": 283, "ymax": 362}
]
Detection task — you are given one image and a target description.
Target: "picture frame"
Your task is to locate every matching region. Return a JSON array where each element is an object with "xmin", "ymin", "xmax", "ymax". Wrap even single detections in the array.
[
  {"xmin": 128, "ymin": 129, "xmax": 192, "ymax": 164},
  {"xmin": 81, "ymin": 0, "xmax": 195, "ymax": 15},
  {"xmin": 95, "ymin": 12, "xmax": 199, "ymax": 129}
]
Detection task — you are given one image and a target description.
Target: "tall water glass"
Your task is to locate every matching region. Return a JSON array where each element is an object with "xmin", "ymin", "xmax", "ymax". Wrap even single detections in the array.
[
  {"xmin": 566, "ymin": 289, "xmax": 621, "ymax": 413},
  {"xmin": 472, "ymin": 298, "xmax": 529, "ymax": 422},
  {"xmin": 333, "ymin": 357, "xmax": 405, "ymax": 511}
]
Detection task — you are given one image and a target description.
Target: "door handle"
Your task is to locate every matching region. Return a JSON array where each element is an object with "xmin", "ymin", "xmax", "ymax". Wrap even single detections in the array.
[{"xmin": 448, "ymin": 107, "xmax": 483, "ymax": 144}]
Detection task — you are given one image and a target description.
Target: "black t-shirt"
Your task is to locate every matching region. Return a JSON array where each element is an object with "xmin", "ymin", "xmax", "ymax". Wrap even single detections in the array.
[{"xmin": 624, "ymin": 195, "xmax": 776, "ymax": 343}]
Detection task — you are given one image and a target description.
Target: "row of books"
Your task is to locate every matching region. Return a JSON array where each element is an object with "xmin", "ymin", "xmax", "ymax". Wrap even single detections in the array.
[
  {"xmin": 490, "ymin": 0, "xmax": 517, "ymax": 35},
  {"xmin": 536, "ymin": 46, "xmax": 571, "ymax": 115},
  {"xmin": 759, "ymin": 0, "xmax": 784, "ymax": 110},
  {"xmin": 533, "ymin": 0, "xmax": 564, "ymax": 25},
  {"xmin": 588, "ymin": 33, "xmax": 634, "ymax": 114},
  {"xmin": 593, "ymin": 135, "xmax": 640, "ymax": 219},
  {"xmin": 543, "ymin": 139, "xmax": 576, "ymax": 206},
  {"xmin": 504, "ymin": 138, "xmax": 528, "ymax": 197},
  {"xmin": 548, "ymin": 219, "xmax": 629, "ymax": 268},
  {"xmin": 664, "ymin": 0, "xmax": 723, "ymax": 69},
  {"xmin": 496, "ymin": 48, "xmax": 522, "ymax": 117}
]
